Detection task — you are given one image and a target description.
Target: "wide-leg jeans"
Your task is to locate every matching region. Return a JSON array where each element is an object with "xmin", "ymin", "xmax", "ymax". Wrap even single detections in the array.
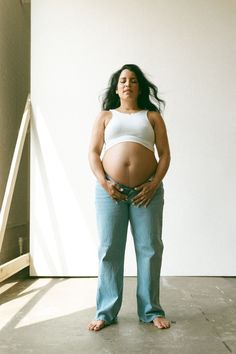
[{"xmin": 95, "ymin": 176, "xmax": 165, "ymax": 324}]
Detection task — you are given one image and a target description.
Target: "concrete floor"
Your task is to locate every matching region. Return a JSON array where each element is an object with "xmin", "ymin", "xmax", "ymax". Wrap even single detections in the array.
[{"xmin": 0, "ymin": 275, "xmax": 235, "ymax": 354}]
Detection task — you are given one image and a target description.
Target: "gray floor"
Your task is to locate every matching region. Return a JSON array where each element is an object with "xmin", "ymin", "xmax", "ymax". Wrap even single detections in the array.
[{"xmin": 0, "ymin": 275, "xmax": 235, "ymax": 354}]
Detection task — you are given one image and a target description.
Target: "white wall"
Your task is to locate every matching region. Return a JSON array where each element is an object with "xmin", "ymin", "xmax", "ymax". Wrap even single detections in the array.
[{"xmin": 30, "ymin": 0, "xmax": 236, "ymax": 276}]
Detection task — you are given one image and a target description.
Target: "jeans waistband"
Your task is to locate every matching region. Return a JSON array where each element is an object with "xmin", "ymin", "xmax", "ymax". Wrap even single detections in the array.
[{"xmin": 105, "ymin": 174, "xmax": 155, "ymax": 190}]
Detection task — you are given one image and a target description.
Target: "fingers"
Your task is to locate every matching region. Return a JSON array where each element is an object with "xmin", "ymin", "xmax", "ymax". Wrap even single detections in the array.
[
  {"xmin": 108, "ymin": 182, "xmax": 128, "ymax": 202},
  {"xmin": 106, "ymin": 181, "xmax": 154, "ymax": 206},
  {"xmin": 132, "ymin": 191, "xmax": 150, "ymax": 207},
  {"xmin": 133, "ymin": 198, "xmax": 151, "ymax": 208},
  {"xmin": 114, "ymin": 188, "xmax": 128, "ymax": 202},
  {"xmin": 132, "ymin": 190, "xmax": 148, "ymax": 205},
  {"xmin": 134, "ymin": 185, "xmax": 144, "ymax": 191},
  {"xmin": 144, "ymin": 199, "xmax": 151, "ymax": 208},
  {"xmin": 132, "ymin": 184, "xmax": 155, "ymax": 207}
]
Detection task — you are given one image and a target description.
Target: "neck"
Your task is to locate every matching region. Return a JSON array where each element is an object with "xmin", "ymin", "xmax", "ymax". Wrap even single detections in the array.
[{"xmin": 119, "ymin": 99, "xmax": 139, "ymax": 112}]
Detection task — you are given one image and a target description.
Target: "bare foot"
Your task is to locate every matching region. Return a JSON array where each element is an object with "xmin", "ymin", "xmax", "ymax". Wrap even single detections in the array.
[
  {"xmin": 88, "ymin": 320, "xmax": 106, "ymax": 331},
  {"xmin": 153, "ymin": 317, "xmax": 171, "ymax": 329}
]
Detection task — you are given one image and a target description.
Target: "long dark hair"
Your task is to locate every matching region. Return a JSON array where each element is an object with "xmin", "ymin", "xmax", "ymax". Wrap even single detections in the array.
[{"xmin": 101, "ymin": 64, "xmax": 165, "ymax": 113}]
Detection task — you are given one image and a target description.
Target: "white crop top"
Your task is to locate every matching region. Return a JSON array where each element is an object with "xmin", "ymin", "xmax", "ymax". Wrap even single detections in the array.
[{"xmin": 104, "ymin": 109, "xmax": 155, "ymax": 152}]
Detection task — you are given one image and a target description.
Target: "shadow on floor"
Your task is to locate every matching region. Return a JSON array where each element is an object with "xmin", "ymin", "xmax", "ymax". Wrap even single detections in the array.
[{"xmin": 0, "ymin": 276, "xmax": 235, "ymax": 354}]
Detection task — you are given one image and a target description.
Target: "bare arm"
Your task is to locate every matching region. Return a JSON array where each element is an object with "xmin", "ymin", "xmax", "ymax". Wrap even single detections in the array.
[
  {"xmin": 88, "ymin": 111, "xmax": 107, "ymax": 187},
  {"xmin": 132, "ymin": 111, "xmax": 171, "ymax": 207},
  {"xmin": 151, "ymin": 111, "xmax": 171, "ymax": 188},
  {"xmin": 88, "ymin": 111, "xmax": 127, "ymax": 201}
]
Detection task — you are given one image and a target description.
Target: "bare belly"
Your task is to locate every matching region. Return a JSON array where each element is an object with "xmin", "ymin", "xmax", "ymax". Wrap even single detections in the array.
[{"xmin": 102, "ymin": 142, "xmax": 158, "ymax": 187}]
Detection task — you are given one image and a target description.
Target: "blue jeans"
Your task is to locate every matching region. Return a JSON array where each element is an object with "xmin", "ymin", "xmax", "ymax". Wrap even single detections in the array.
[{"xmin": 95, "ymin": 175, "xmax": 165, "ymax": 324}]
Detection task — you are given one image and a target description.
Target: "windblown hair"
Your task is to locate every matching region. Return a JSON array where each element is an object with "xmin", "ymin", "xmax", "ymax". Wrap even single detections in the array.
[{"xmin": 101, "ymin": 64, "xmax": 165, "ymax": 113}]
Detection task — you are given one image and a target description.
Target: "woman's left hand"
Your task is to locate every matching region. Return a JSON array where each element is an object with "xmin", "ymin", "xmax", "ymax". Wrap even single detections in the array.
[{"xmin": 131, "ymin": 181, "xmax": 159, "ymax": 207}]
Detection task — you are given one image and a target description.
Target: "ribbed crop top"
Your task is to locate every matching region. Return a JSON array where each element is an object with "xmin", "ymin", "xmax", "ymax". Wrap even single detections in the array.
[{"xmin": 104, "ymin": 109, "xmax": 155, "ymax": 152}]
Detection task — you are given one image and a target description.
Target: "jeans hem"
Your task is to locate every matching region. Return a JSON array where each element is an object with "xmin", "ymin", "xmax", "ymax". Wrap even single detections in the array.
[
  {"xmin": 139, "ymin": 313, "xmax": 166, "ymax": 323},
  {"xmin": 95, "ymin": 317, "xmax": 118, "ymax": 326}
]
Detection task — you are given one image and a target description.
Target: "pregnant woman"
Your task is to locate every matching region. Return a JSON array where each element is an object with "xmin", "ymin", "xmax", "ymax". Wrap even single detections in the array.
[{"xmin": 88, "ymin": 64, "xmax": 171, "ymax": 331}]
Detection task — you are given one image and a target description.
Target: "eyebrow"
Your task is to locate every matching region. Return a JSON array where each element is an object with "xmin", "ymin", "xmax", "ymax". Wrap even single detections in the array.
[{"xmin": 120, "ymin": 76, "xmax": 137, "ymax": 80}]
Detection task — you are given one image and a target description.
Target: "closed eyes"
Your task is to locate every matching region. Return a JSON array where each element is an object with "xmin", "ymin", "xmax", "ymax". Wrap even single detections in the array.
[{"xmin": 120, "ymin": 79, "xmax": 138, "ymax": 83}]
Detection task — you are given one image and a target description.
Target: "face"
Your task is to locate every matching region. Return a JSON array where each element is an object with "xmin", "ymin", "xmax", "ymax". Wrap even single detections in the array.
[{"xmin": 116, "ymin": 69, "xmax": 140, "ymax": 100}]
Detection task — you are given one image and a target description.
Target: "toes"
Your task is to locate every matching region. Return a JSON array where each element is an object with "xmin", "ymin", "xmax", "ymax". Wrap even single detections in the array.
[
  {"xmin": 153, "ymin": 317, "xmax": 171, "ymax": 329},
  {"xmin": 94, "ymin": 324, "xmax": 103, "ymax": 331},
  {"xmin": 88, "ymin": 323, "xmax": 96, "ymax": 331},
  {"xmin": 88, "ymin": 320, "xmax": 106, "ymax": 331}
]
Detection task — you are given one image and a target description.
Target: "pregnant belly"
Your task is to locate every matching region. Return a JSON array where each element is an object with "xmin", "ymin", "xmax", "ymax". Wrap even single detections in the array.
[{"xmin": 102, "ymin": 142, "xmax": 158, "ymax": 187}]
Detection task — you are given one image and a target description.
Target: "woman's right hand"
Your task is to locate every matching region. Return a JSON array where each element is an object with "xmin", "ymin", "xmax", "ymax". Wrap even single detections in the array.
[{"xmin": 102, "ymin": 180, "xmax": 128, "ymax": 202}]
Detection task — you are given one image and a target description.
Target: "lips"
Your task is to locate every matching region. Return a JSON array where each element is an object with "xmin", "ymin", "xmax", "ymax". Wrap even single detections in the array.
[{"xmin": 124, "ymin": 89, "xmax": 132, "ymax": 93}]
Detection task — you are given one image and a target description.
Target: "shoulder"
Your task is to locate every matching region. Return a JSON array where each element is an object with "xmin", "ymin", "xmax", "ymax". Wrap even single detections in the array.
[
  {"xmin": 147, "ymin": 110, "xmax": 162, "ymax": 120},
  {"xmin": 96, "ymin": 110, "xmax": 112, "ymax": 120},
  {"xmin": 147, "ymin": 111, "xmax": 166, "ymax": 128},
  {"xmin": 94, "ymin": 110, "xmax": 112, "ymax": 126}
]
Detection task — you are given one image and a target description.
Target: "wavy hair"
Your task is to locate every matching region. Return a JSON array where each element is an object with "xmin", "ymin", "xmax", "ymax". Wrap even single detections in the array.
[{"xmin": 101, "ymin": 64, "xmax": 165, "ymax": 113}]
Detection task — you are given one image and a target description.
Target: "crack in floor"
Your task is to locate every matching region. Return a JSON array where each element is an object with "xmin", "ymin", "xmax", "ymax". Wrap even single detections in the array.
[
  {"xmin": 222, "ymin": 340, "xmax": 232, "ymax": 353},
  {"xmin": 191, "ymin": 294, "xmax": 233, "ymax": 354}
]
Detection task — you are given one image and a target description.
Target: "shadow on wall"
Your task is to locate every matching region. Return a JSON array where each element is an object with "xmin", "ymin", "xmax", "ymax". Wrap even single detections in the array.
[{"xmin": 0, "ymin": 0, "xmax": 30, "ymax": 264}]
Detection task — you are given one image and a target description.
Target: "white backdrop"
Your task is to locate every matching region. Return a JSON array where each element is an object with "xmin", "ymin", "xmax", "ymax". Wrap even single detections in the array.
[{"xmin": 30, "ymin": 0, "xmax": 236, "ymax": 276}]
